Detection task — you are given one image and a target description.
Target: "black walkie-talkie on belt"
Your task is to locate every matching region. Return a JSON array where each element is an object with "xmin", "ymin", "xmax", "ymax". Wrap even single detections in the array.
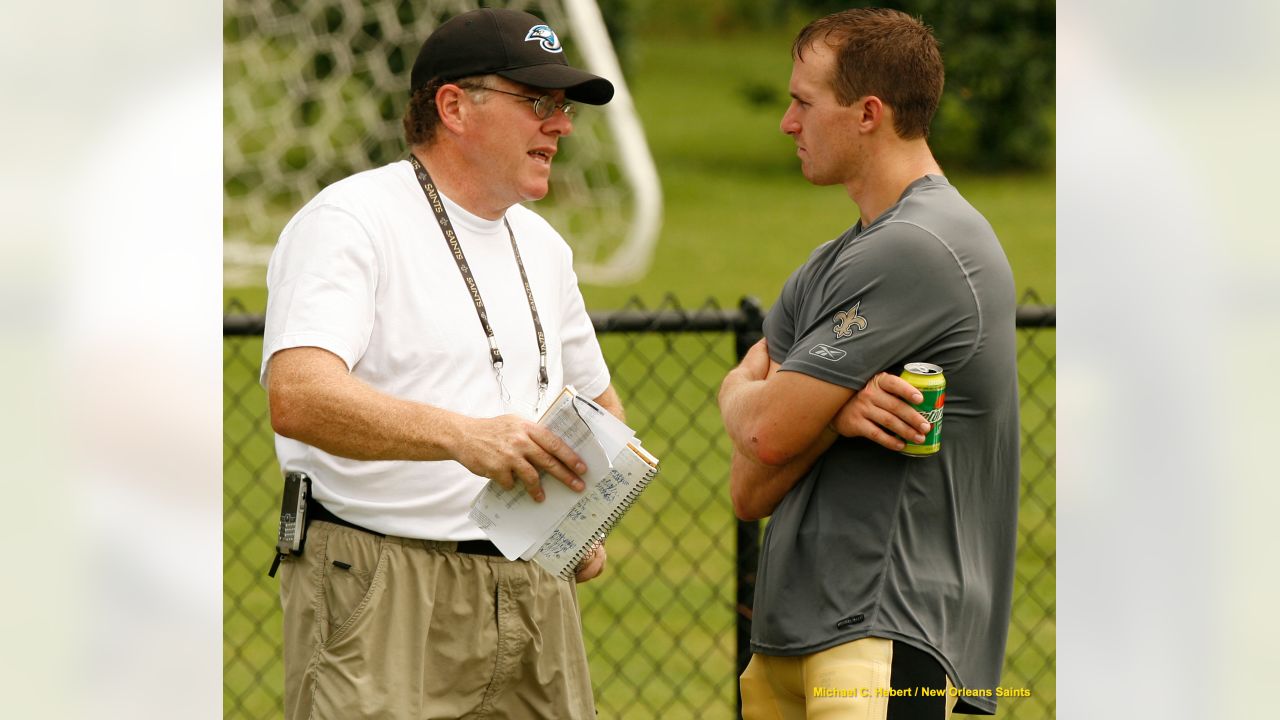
[{"xmin": 268, "ymin": 472, "xmax": 311, "ymax": 577}]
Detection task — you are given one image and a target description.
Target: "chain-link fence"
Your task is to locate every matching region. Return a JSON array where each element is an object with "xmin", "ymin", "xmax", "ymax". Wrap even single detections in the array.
[{"xmin": 224, "ymin": 293, "xmax": 1055, "ymax": 719}]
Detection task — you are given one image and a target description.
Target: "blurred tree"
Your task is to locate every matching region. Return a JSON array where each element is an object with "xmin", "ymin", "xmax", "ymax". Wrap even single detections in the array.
[{"xmin": 595, "ymin": 0, "xmax": 632, "ymax": 70}]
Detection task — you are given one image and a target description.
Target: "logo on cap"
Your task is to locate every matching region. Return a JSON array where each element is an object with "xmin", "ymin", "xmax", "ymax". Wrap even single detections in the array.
[{"xmin": 524, "ymin": 25, "xmax": 563, "ymax": 53}]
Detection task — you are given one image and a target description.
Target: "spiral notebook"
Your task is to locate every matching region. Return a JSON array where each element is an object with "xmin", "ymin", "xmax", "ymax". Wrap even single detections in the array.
[
  {"xmin": 468, "ymin": 386, "xmax": 660, "ymax": 580},
  {"xmin": 529, "ymin": 441, "xmax": 658, "ymax": 579}
]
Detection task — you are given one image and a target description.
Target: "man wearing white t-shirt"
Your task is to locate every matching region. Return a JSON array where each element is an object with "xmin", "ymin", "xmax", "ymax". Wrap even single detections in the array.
[{"xmin": 261, "ymin": 9, "xmax": 622, "ymax": 719}]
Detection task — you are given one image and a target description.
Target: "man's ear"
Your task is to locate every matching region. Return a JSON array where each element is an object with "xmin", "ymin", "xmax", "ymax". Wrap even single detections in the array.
[
  {"xmin": 435, "ymin": 83, "xmax": 470, "ymax": 136},
  {"xmin": 856, "ymin": 95, "xmax": 886, "ymax": 135}
]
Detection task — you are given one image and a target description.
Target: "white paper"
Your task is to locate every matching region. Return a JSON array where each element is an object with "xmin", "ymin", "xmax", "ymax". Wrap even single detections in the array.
[
  {"xmin": 570, "ymin": 394, "xmax": 637, "ymax": 465},
  {"xmin": 469, "ymin": 387, "xmax": 621, "ymax": 560}
]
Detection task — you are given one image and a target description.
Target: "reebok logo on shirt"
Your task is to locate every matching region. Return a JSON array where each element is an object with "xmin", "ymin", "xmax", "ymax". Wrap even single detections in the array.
[{"xmin": 809, "ymin": 344, "xmax": 847, "ymax": 362}]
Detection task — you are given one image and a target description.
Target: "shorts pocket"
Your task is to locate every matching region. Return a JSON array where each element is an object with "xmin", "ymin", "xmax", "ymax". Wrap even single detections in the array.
[{"xmin": 318, "ymin": 528, "xmax": 387, "ymax": 647}]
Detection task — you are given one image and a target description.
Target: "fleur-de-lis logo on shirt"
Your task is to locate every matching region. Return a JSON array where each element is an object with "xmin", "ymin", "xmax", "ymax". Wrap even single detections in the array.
[{"xmin": 833, "ymin": 302, "xmax": 867, "ymax": 338}]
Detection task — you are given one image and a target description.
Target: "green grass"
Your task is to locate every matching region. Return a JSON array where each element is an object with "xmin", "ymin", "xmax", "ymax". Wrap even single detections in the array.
[{"xmin": 225, "ymin": 25, "xmax": 1053, "ymax": 720}]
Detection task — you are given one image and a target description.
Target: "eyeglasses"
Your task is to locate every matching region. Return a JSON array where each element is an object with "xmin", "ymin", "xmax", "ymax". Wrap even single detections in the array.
[{"xmin": 476, "ymin": 86, "xmax": 576, "ymax": 120}]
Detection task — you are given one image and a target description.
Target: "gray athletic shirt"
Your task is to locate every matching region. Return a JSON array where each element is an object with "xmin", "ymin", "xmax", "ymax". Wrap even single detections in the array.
[{"xmin": 754, "ymin": 175, "xmax": 1019, "ymax": 715}]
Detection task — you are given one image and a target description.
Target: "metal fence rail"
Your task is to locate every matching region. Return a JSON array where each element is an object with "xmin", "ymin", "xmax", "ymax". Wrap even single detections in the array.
[{"xmin": 224, "ymin": 294, "xmax": 1055, "ymax": 719}]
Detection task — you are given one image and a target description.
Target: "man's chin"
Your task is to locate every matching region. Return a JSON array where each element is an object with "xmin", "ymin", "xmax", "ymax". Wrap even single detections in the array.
[
  {"xmin": 520, "ymin": 181, "xmax": 551, "ymax": 203},
  {"xmin": 800, "ymin": 168, "xmax": 835, "ymax": 187}
]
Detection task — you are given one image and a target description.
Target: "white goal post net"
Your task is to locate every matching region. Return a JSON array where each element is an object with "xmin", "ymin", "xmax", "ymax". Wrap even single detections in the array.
[{"xmin": 225, "ymin": 0, "xmax": 662, "ymax": 287}]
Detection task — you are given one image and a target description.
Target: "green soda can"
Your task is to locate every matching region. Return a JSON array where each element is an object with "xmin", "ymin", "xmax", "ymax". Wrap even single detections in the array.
[{"xmin": 900, "ymin": 362, "xmax": 945, "ymax": 457}]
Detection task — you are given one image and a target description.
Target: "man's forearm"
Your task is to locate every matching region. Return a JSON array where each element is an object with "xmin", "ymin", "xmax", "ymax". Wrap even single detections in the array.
[
  {"xmin": 730, "ymin": 427, "xmax": 837, "ymax": 521},
  {"xmin": 269, "ymin": 349, "xmax": 598, "ymax": 500},
  {"xmin": 719, "ymin": 346, "xmax": 855, "ymax": 466},
  {"xmin": 718, "ymin": 366, "xmax": 769, "ymax": 459},
  {"xmin": 270, "ymin": 361, "xmax": 473, "ymax": 462}
]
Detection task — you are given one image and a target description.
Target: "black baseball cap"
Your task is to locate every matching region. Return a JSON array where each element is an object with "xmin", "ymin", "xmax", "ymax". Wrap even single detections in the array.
[{"xmin": 410, "ymin": 8, "xmax": 614, "ymax": 105}]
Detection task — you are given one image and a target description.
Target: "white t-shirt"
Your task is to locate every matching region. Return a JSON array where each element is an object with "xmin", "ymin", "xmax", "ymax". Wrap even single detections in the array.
[{"xmin": 261, "ymin": 160, "xmax": 611, "ymax": 540}]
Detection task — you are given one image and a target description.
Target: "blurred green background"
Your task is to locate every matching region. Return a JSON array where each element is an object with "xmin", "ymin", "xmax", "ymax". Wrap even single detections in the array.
[{"xmin": 225, "ymin": 0, "xmax": 1054, "ymax": 311}]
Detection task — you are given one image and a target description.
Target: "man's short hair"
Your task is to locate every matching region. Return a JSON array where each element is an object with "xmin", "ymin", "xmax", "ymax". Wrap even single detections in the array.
[
  {"xmin": 793, "ymin": 8, "xmax": 944, "ymax": 140},
  {"xmin": 402, "ymin": 76, "xmax": 490, "ymax": 147}
]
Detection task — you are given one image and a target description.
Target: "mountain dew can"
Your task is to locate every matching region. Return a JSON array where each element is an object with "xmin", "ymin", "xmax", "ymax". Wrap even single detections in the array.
[{"xmin": 900, "ymin": 363, "xmax": 945, "ymax": 457}]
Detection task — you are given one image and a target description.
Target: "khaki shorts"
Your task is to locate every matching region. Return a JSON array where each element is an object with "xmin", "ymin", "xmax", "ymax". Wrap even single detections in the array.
[
  {"xmin": 280, "ymin": 521, "xmax": 595, "ymax": 719},
  {"xmin": 741, "ymin": 637, "xmax": 958, "ymax": 720}
]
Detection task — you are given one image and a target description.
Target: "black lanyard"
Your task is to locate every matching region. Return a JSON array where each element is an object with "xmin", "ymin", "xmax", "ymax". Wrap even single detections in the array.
[{"xmin": 408, "ymin": 154, "xmax": 549, "ymax": 407}]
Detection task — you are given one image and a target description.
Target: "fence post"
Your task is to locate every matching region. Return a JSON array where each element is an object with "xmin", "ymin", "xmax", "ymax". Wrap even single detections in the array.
[{"xmin": 733, "ymin": 296, "xmax": 764, "ymax": 719}]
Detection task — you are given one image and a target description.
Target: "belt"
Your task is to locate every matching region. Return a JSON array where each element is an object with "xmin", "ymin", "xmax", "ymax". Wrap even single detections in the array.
[{"xmin": 307, "ymin": 496, "xmax": 505, "ymax": 557}]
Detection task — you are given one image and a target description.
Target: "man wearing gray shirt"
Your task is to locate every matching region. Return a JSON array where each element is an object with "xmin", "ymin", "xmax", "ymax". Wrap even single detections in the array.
[{"xmin": 719, "ymin": 9, "xmax": 1019, "ymax": 719}]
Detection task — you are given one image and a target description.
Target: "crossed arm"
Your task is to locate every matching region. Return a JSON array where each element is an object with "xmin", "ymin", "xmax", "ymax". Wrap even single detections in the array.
[{"xmin": 718, "ymin": 339, "xmax": 931, "ymax": 521}]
